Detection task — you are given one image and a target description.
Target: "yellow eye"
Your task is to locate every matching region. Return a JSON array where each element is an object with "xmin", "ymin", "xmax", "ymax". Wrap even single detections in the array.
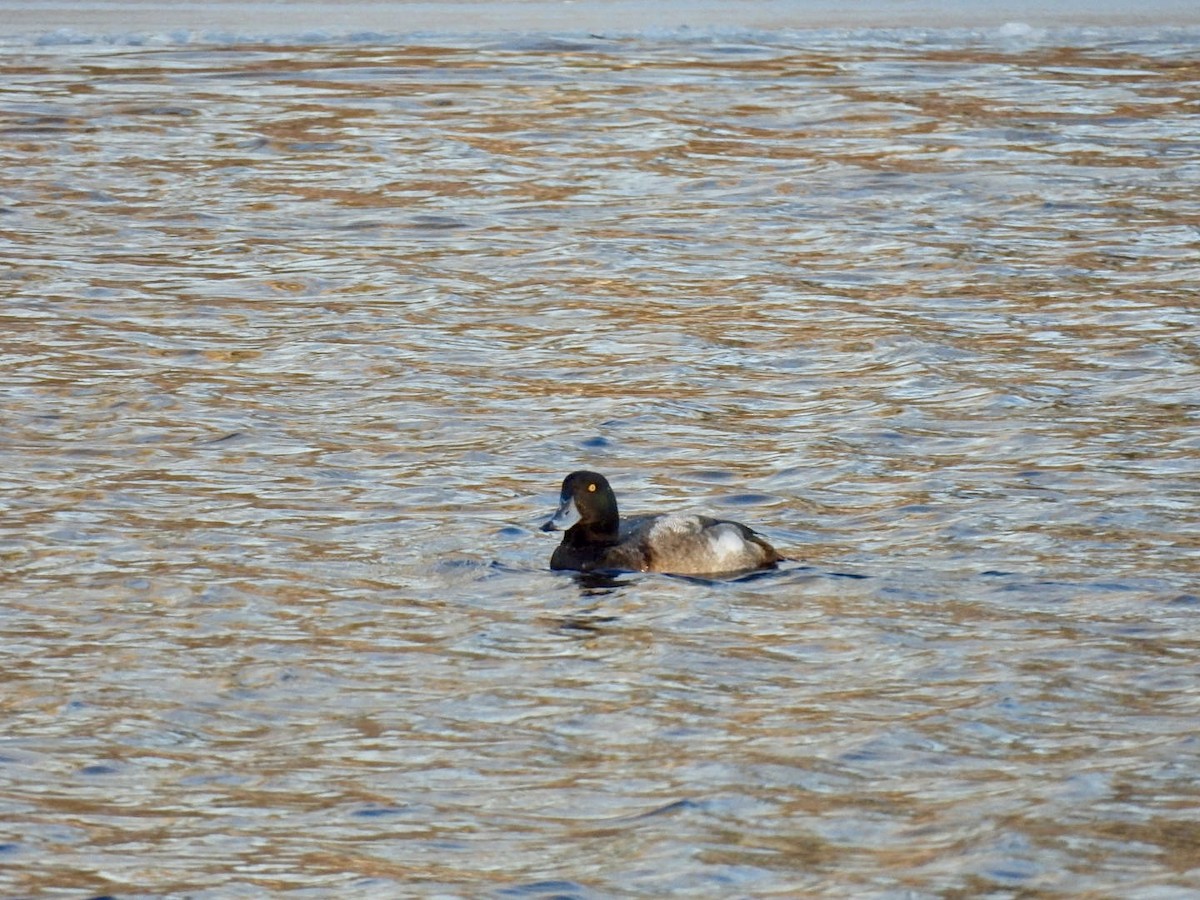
[{"xmin": 588, "ymin": 483, "xmax": 596, "ymax": 492}]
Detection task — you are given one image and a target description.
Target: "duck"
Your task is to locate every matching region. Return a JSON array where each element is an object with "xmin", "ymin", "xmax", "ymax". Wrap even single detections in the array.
[{"xmin": 541, "ymin": 470, "xmax": 781, "ymax": 575}]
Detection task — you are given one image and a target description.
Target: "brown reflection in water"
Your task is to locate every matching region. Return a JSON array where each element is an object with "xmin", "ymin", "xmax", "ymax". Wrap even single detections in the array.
[{"xmin": 1, "ymin": 31, "xmax": 1199, "ymax": 899}]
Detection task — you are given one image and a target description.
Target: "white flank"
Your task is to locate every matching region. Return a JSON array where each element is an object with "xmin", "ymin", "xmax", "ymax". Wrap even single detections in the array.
[{"xmin": 708, "ymin": 525, "xmax": 749, "ymax": 566}]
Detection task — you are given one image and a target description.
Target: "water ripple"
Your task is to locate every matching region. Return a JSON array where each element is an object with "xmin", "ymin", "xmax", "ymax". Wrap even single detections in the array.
[{"xmin": 1, "ymin": 25, "xmax": 1198, "ymax": 899}]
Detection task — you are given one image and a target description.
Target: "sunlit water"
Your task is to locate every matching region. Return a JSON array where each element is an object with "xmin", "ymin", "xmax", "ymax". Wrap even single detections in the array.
[{"xmin": 2, "ymin": 19, "xmax": 1199, "ymax": 899}]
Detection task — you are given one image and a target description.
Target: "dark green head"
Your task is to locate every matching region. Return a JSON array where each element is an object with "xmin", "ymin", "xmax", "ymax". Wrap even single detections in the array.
[{"xmin": 541, "ymin": 470, "xmax": 619, "ymax": 540}]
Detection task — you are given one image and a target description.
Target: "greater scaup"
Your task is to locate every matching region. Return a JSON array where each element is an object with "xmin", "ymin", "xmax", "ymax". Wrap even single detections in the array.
[{"xmin": 541, "ymin": 471, "xmax": 781, "ymax": 575}]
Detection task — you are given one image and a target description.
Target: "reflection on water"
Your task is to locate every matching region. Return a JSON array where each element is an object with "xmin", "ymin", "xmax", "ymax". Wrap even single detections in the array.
[{"xmin": 2, "ymin": 24, "xmax": 1199, "ymax": 898}]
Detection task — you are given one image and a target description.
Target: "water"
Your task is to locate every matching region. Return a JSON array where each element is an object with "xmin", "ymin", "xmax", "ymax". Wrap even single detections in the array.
[{"xmin": 2, "ymin": 12, "xmax": 1199, "ymax": 899}]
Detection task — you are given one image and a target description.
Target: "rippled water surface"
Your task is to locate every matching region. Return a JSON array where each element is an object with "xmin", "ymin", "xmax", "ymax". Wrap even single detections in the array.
[{"xmin": 2, "ymin": 21, "xmax": 1199, "ymax": 899}]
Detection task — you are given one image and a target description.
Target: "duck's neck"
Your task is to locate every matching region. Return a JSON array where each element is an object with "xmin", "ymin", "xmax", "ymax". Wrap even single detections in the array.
[{"xmin": 565, "ymin": 510, "xmax": 619, "ymax": 547}]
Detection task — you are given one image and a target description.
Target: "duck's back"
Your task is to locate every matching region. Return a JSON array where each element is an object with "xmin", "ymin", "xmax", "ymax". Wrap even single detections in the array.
[{"xmin": 614, "ymin": 513, "xmax": 779, "ymax": 575}]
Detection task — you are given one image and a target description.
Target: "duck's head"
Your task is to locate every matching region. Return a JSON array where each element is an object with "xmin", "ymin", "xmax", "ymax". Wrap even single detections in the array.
[{"xmin": 541, "ymin": 471, "xmax": 619, "ymax": 537}]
